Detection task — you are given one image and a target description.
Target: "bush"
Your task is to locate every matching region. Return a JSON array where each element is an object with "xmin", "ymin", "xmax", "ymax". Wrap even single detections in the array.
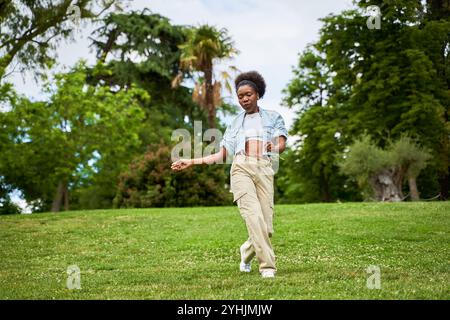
[
  {"xmin": 339, "ymin": 134, "xmax": 431, "ymax": 201},
  {"xmin": 0, "ymin": 197, "xmax": 21, "ymax": 215},
  {"xmin": 114, "ymin": 141, "xmax": 232, "ymax": 208}
]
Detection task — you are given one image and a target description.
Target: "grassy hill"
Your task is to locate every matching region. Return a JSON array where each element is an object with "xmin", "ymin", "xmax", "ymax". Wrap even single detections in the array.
[{"xmin": 0, "ymin": 202, "xmax": 449, "ymax": 299}]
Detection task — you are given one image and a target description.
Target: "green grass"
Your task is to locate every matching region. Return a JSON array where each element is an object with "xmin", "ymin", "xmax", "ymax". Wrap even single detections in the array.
[{"xmin": 0, "ymin": 202, "xmax": 449, "ymax": 300}]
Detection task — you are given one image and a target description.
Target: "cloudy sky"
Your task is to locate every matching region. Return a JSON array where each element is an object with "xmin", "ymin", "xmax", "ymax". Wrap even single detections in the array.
[{"xmin": 10, "ymin": 0, "xmax": 354, "ymax": 131}]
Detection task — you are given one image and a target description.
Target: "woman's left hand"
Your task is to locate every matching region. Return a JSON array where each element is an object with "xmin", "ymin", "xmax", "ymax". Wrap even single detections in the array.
[{"xmin": 265, "ymin": 141, "xmax": 273, "ymax": 152}]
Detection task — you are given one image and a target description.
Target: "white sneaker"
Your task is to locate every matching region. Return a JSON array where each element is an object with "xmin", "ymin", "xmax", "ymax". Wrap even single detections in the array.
[
  {"xmin": 239, "ymin": 245, "xmax": 251, "ymax": 273},
  {"xmin": 240, "ymin": 261, "xmax": 251, "ymax": 273},
  {"xmin": 261, "ymin": 270, "xmax": 275, "ymax": 278}
]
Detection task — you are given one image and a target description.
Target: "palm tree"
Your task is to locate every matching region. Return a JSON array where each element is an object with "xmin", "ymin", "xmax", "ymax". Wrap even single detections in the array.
[{"xmin": 172, "ymin": 25, "xmax": 239, "ymax": 129}]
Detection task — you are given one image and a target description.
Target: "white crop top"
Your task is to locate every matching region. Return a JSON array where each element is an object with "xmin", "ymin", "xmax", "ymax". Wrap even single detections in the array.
[{"xmin": 243, "ymin": 112, "xmax": 263, "ymax": 142}]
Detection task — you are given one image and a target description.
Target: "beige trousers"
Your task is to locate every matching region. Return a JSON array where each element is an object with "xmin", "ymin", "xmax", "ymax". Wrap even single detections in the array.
[{"xmin": 230, "ymin": 154, "xmax": 276, "ymax": 273}]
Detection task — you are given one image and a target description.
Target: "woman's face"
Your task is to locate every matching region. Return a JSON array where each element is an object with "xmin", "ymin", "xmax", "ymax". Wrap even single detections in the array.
[{"xmin": 237, "ymin": 85, "xmax": 259, "ymax": 113}]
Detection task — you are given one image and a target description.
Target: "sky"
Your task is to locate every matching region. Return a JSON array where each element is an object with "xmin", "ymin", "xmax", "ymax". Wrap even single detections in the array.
[{"xmin": 7, "ymin": 0, "xmax": 355, "ymax": 212}]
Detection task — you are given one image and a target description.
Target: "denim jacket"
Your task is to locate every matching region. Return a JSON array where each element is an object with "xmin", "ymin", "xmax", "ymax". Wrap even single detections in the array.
[{"xmin": 219, "ymin": 106, "xmax": 289, "ymax": 161}]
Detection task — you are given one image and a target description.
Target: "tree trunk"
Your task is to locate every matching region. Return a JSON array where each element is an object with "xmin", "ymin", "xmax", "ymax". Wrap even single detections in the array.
[
  {"xmin": 319, "ymin": 164, "xmax": 332, "ymax": 202},
  {"xmin": 51, "ymin": 180, "xmax": 70, "ymax": 212},
  {"xmin": 208, "ymin": 108, "xmax": 216, "ymax": 131},
  {"xmin": 408, "ymin": 175, "xmax": 420, "ymax": 201},
  {"xmin": 63, "ymin": 182, "xmax": 69, "ymax": 211},
  {"xmin": 51, "ymin": 181, "xmax": 65, "ymax": 212},
  {"xmin": 369, "ymin": 168, "xmax": 403, "ymax": 202},
  {"xmin": 204, "ymin": 63, "xmax": 216, "ymax": 129},
  {"xmin": 438, "ymin": 170, "xmax": 449, "ymax": 200}
]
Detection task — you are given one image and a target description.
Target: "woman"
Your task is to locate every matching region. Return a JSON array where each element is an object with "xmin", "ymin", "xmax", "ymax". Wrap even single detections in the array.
[{"xmin": 171, "ymin": 71, "xmax": 288, "ymax": 278}]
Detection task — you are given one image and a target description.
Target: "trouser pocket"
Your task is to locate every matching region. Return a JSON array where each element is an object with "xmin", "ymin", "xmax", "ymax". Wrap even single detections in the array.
[{"xmin": 232, "ymin": 190, "xmax": 247, "ymax": 208}]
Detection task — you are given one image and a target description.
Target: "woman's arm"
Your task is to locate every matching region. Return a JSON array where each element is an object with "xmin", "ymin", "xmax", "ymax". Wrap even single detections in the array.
[
  {"xmin": 171, "ymin": 147, "xmax": 228, "ymax": 171},
  {"xmin": 266, "ymin": 136, "xmax": 287, "ymax": 154}
]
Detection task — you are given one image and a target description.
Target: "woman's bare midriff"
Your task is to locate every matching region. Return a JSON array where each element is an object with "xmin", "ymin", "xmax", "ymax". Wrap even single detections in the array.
[{"xmin": 245, "ymin": 139, "xmax": 264, "ymax": 158}]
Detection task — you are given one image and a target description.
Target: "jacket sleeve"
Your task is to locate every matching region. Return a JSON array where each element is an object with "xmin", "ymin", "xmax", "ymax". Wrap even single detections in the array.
[{"xmin": 273, "ymin": 113, "xmax": 289, "ymax": 141}]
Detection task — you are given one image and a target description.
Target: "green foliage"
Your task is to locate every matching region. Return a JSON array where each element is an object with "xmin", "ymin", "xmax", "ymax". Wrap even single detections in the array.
[
  {"xmin": 283, "ymin": 48, "xmax": 331, "ymax": 111},
  {"xmin": 0, "ymin": 0, "xmax": 125, "ymax": 78},
  {"xmin": 0, "ymin": 176, "xmax": 21, "ymax": 215},
  {"xmin": 339, "ymin": 134, "xmax": 390, "ymax": 188},
  {"xmin": 84, "ymin": 11, "xmax": 232, "ymax": 209},
  {"xmin": 0, "ymin": 198, "xmax": 21, "ymax": 215},
  {"xmin": 0, "ymin": 62, "xmax": 147, "ymax": 211},
  {"xmin": 88, "ymin": 10, "xmax": 209, "ymax": 144},
  {"xmin": 91, "ymin": 9, "xmax": 186, "ymax": 80},
  {"xmin": 175, "ymin": 24, "xmax": 239, "ymax": 128},
  {"xmin": 388, "ymin": 135, "xmax": 432, "ymax": 179},
  {"xmin": 178, "ymin": 24, "xmax": 237, "ymax": 72},
  {"xmin": 280, "ymin": 47, "xmax": 361, "ymax": 203},
  {"xmin": 283, "ymin": 0, "xmax": 450, "ymax": 202},
  {"xmin": 1, "ymin": 10, "xmax": 236, "ymax": 211},
  {"xmin": 339, "ymin": 134, "xmax": 432, "ymax": 199},
  {"xmin": 114, "ymin": 141, "xmax": 232, "ymax": 208}
]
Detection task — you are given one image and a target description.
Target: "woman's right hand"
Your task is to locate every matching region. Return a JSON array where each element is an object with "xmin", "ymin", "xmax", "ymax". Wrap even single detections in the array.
[{"xmin": 171, "ymin": 159, "xmax": 193, "ymax": 171}]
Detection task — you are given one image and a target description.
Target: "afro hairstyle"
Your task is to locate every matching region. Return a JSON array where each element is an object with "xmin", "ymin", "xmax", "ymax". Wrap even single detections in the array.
[{"xmin": 235, "ymin": 71, "xmax": 266, "ymax": 98}]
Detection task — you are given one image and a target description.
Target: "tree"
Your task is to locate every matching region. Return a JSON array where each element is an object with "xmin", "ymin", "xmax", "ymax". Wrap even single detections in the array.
[
  {"xmin": 284, "ymin": 0, "xmax": 449, "ymax": 202},
  {"xmin": 389, "ymin": 136, "xmax": 432, "ymax": 200},
  {"xmin": 340, "ymin": 134, "xmax": 431, "ymax": 201},
  {"xmin": 172, "ymin": 24, "xmax": 238, "ymax": 129},
  {"xmin": 317, "ymin": 0, "xmax": 449, "ymax": 199},
  {"xmin": 89, "ymin": 10, "xmax": 200, "ymax": 141},
  {"xmin": 0, "ymin": 83, "xmax": 22, "ymax": 214},
  {"xmin": 83, "ymin": 10, "xmax": 198, "ymax": 209},
  {"xmin": 0, "ymin": 62, "xmax": 147, "ymax": 212},
  {"xmin": 422, "ymin": 0, "xmax": 450, "ymax": 199},
  {"xmin": 88, "ymin": 12, "xmax": 236, "ymax": 208},
  {"xmin": 0, "ymin": 0, "xmax": 125, "ymax": 79},
  {"xmin": 281, "ymin": 47, "xmax": 361, "ymax": 203}
]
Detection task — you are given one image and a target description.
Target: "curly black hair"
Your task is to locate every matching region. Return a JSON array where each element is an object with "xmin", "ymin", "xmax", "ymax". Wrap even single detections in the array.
[{"xmin": 235, "ymin": 71, "xmax": 266, "ymax": 98}]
